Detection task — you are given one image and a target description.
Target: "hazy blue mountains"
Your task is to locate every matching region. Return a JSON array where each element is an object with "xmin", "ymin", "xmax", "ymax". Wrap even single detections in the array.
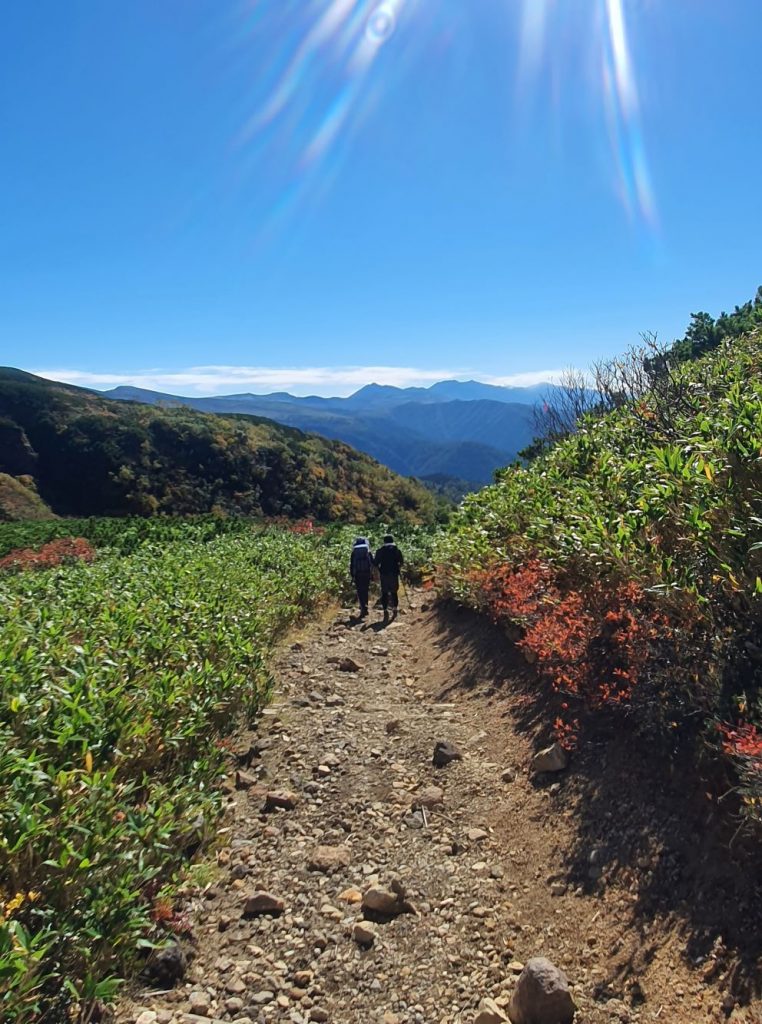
[{"xmin": 104, "ymin": 379, "xmax": 545, "ymax": 486}]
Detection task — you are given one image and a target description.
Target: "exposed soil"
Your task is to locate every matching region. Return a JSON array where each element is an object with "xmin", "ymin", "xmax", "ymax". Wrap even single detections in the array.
[{"xmin": 116, "ymin": 594, "xmax": 762, "ymax": 1024}]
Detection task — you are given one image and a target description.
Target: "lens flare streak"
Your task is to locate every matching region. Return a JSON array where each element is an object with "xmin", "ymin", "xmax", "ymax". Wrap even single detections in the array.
[
  {"xmin": 518, "ymin": 0, "xmax": 553, "ymax": 82},
  {"xmin": 238, "ymin": 0, "xmax": 658, "ymax": 236},
  {"xmin": 601, "ymin": 0, "xmax": 657, "ymax": 226},
  {"xmin": 516, "ymin": 0, "xmax": 658, "ymax": 230},
  {"xmin": 239, "ymin": 0, "xmax": 410, "ymax": 218}
]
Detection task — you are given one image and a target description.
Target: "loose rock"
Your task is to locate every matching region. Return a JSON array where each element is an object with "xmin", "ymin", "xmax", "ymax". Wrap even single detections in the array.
[
  {"xmin": 411, "ymin": 785, "xmax": 444, "ymax": 809},
  {"xmin": 242, "ymin": 891, "xmax": 285, "ymax": 917},
  {"xmin": 352, "ymin": 920, "xmax": 378, "ymax": 947},
  {"xmin": 433, "ymin": 740, "xmax": 463, "ymax": 768},
  {"xmin": 362, "ymin": 885, "xmax": 416, "ymax": 918},
  {"xmin": 508, "ymin": 957, "xmax": 576, "ymax": 1024},
  {"xmin": 188, "ymin": 991, "xmax": 211, "ymax": 1015},
  {"xmin": 264, "ymin": 790, "xmax": 299, "ymax": 812},
  {"xmin": 308, "ymin": 844, "xmax": 351, "ymax": 873},
  {"xmin": 531, "ymin": 743, "xmax": 569, "ymax": 774},
  {"xmin": 475, "ymin": 997, "xmax": 509, "ymax": 1024}
]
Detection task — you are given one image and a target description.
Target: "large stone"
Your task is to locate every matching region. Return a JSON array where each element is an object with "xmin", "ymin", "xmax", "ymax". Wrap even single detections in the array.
[
  {"xmin": 508, "ymin": 957, "xmax": 576, "ymax": 1024},
  {"xmin": 338, "ymin": 657, "xmax": 364, "ymax": 673},
  {"xmin": 432, "ymin": 740, "xmax": 463, "ymax": 768},
  {"xmin": 362, "ymin": 886, "xmax": 402, "ymax": 915},
  {"xmin": 531, "ymin": 743, "xmax": 569, "ymax": 774},
  {"xmin": 242, "ymin": 891, "xmax": 285, "ymax": 917},
  {"xmin": 352, "ymin": 920, "xmax": 378, "ymax": 947},
  {"xmin": 234, "ymin": 770, "xmax": 260, "ymax": 791},
  {"xmin": 188, "ymin": 991, "xmax": 211, "ymax": 1015},
  {"xmin": 263, "ymin": 789, "xmax": 299, "ymax": 812},
  {"xmin": 475, "ymin": 997, "xmax": 509, "ymax": 1024},
  {"xmin": 467, "ymin": 827, "xmax": 489, "ymax": 843},
  {"xmin": 308, "ymin": 844, "xmax": 351, "ymax": 874},
  {"xmin": 361, "ymin": 885, "xmax": 416, "ymax": 917},
  {"xmin": 411, "ymin": 785, "xmax": 444, "ymax": 810}
]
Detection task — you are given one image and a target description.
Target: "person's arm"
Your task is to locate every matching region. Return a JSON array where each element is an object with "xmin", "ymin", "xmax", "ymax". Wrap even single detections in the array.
[
  {"xmin": 397, "ymin": 548, "xmax": 404, "ymax": 569},
  {"xmin": 350, "ymin": 550, "xmax": 356, "ymax": 579}
]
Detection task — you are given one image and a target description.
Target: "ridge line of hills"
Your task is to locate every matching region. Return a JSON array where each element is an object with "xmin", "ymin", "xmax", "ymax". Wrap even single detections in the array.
[
  {"xmin": 100, "ymin": 377, "xmax": 549, "ymax": 486},
  {"xmin": 0, "ymin": 367, "xmax": 438, "ymax": 522}
]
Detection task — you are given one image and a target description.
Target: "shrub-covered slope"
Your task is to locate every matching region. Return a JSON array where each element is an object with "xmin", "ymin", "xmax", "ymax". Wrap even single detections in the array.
[
  {"xmin": 435, "ymin": 331, "xmax": 762, "ymax": 817},
  {"xmin": 0, "ymin": 369, "xmax": 436, "ymax": 523},
  {"xmin": 0, "ymin": 473, "xmax": 54, "ymax": 522},
  {"xmin": 0, "ymin": 525, "xmax": 351, "ymax": 1021}
]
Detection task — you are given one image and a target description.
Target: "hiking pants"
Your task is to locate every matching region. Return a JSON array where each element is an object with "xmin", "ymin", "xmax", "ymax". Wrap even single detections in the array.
[
  {"xmin": 354, "ymin": 573, "xmax": 371, "ymax": 613},
  {"xmin": 380, "ymin": 573, "xmax": 399, "ymax": 610}
]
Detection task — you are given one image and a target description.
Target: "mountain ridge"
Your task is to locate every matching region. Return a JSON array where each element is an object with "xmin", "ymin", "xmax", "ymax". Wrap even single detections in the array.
[
  {"xmin": 105, "ymin": 376, "xmax": 553, "ymax": 409},
  {"xmin": 101, "ymin": 377, "xmax": 545, "ymax": 484},
  {"xmin": 0, "ymin": 368, "xmax": 436, "ymax": 522}
]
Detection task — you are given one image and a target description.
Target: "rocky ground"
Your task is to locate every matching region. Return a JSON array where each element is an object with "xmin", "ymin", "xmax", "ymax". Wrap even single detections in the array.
[{"xmin": 116, "ymin": 594, "xmax": 761, "ymax": 1024}]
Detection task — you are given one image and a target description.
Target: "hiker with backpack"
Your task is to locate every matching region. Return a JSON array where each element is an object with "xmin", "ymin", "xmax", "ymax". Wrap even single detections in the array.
[
  {"xmin": 374, "ymin": 533, "xmax": 404, "ymax": 621},
  {"xmin": 349, "ymin": 536, "xmax": 374, "ymax": 618}
]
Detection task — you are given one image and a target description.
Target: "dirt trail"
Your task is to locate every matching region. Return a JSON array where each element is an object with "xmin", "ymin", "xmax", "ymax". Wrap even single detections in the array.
[{"xmin": 117, "ymin": 595, "xmax": 760, "ymax": 1024}]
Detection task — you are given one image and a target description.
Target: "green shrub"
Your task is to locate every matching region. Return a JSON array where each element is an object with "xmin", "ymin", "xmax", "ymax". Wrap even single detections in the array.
[
  {"xmin": 0, "ymin": 527, "xmax": 348, "ymax": 1021},
  {"xmin": 435, "ymin": 332, "xmax": 762, "ymax": 817}
]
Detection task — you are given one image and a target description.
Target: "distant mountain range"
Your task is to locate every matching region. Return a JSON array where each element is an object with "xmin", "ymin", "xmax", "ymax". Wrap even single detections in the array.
[
  {"xmin": 104, "ymin": 379, "xmax": 549, "ymax": 486},
  {"xmin": 0, "ymin": 368, "xmax": 436, "ymax": 522}
]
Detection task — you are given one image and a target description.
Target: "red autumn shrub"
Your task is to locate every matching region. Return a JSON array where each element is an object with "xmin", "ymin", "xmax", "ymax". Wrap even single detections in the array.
[
  {"xmin": 719, "ymin": 721, "xmax": 762, "ymax": 823},
  {"xmin": 0, "ymin": 536, "xmax": 96, "ymax": 573},
  {"xmin": 720, "ymin": 722, "xmax": 762, "ymax": 770},
  {"xmin": 471, "ymin": 559, "xmax": 556, "ymax": 623},
  {"xmin": 471, "ymin": 559, "xmax": 693, "ymax": 748}
]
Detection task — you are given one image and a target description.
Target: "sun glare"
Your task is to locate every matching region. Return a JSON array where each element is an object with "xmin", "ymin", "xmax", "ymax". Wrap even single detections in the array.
[
  {"xmin": 236, "ymin": 0, "xmax": 658, "ymax": 234},
  {"xmin": 517, "ymin": 0, "xmax": 658, "ymax": 229}
]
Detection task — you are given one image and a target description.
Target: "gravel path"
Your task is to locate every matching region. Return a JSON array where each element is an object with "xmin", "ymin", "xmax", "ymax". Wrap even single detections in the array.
[{"xmin": 116, "ymin": 597, "xmax": 758, "ymax": 1024}]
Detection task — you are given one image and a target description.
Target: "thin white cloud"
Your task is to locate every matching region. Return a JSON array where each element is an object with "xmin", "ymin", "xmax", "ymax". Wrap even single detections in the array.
[
  {"xmin": 485, "ymin": 369, "xmax": 567, "ymax": 388},
  {"xmin": 31, "ymin": 364, "xmax": 565, "ymax": 398}
]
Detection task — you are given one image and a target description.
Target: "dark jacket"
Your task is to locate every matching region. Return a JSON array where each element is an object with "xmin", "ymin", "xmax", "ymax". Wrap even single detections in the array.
[
  {"xmin": 374, "ymin": 542, "xmax": 403, "ymax": 577},
  {"xmin": 350, "ymin": 543, "xmax": 374, "ymax": 579}
]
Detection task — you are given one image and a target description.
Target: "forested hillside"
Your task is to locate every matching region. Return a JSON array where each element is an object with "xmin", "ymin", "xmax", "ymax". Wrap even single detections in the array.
[
  {"xmin": 436, "ymin": 328, "xmax": 762, "ymax": 822},
  {"xmin": 104, "ymin": 379, "xmax": 538, "ymax": 485},
  {"xmin": 0, "ymin": 369, "xmax": 436, "ymax": 523}
]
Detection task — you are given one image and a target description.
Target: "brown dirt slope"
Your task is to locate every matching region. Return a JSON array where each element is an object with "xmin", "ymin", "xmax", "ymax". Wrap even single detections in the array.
[{"xmin": 115, "ymin": 595, "xmax": 762, "ymax": 1024}]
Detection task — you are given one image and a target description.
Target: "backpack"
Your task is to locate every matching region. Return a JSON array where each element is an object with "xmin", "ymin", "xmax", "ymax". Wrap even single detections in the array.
[{"xmin": 353, "ymin": 545, "xmax": 372, "ymax": 574}]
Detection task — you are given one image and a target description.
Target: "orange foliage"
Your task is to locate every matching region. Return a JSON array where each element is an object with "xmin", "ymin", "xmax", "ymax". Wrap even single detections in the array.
[
  {"xmin": 472, "ymin": 561, "xmax": 671, "ymax": 748},
  {"xmin": 720, "ymin": 722, "xmax": 762, "ymax": 770}
]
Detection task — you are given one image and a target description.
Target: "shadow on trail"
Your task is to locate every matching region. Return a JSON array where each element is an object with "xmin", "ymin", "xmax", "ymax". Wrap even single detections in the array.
[
  {"xmin": 344, "ymin": 615, "xmax": 392, "ymax": 634},
  {"xmin": 427, "ymin": 599, "xmax": 762, "ymax": 1008}
]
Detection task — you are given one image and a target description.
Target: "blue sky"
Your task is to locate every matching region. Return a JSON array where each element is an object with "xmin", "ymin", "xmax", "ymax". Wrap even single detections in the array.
[{"xmin": 1, "ymin": 0, "xmax": 760, "ymax": 396}]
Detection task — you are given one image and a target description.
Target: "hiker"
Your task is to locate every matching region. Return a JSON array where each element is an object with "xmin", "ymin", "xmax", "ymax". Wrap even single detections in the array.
[
  {"xmin": 350, "ymin": 536, "xmax": 374, "ymax": 618},
  {"xmin": 374, "ymin": 533, "xmax": 404, "ymax": 621}
]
